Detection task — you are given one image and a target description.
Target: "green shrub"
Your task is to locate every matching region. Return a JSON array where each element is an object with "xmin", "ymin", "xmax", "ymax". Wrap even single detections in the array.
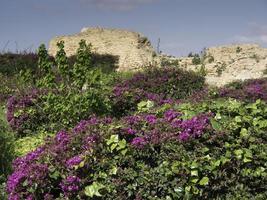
[
  {"xmin": 14, "ymin": 130, "xmax": 52, "ymax": 157},
  {"xmin": 0, "ymin": 118, "xmax": 14, "ymax": 177},
  {"xmin": 192, "ymin": 54, "xmax": 201, "ymax": 65},
  {"xmin": 7, "ymin": 41, "xmax": 116, "ymax": 136},
  {"xmin": 0, "ymin": 53, "xmax": 38, "ymax": 76},
  {"xmin": 236, "ymin": 46, "xmax": 242, "ymax": 53},
  {"xmin": 215, "ymin": 62, "xmax": 227, "ymax": 76}
]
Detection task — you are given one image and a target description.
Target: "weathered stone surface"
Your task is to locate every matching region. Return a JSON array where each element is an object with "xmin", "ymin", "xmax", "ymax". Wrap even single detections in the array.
[
  {"xmin": 49, "ymin": 27, "xmax": 157, "ymax": 71},
  {"xmin": 49, "ymin": 28, "xmax": 267, "ymax": 86},
  {"xmin": 171, "ymin": 44, "xmax": 267, "ymax": 86}
]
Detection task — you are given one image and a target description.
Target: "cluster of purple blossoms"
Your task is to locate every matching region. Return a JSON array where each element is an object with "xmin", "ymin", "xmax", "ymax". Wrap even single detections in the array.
[
  {"xmin": 245, "ymin": 83, "xmax": 264, "ymax": 96},
  {"xmin": 121, "ymin": 110, "xmax": 211, "ymax": 149},
  {"xmin": 164, "ymin": 109, "xmax": 181, "ymax": 122},
  {"xmin": 219, "ymin": 78, "xmax": 267, "ymax": 102},
  {"xmin": 178, "ymin": 115, "xmax": 210, "ymax": 141},
  {"xmin": 66, "ymin": 155, "xmax": 83, "ymax": 168},
  {"xmin": 144, "ymin": 114, "xmax": 157, "ymax": 124},
  {"xmin": 123, "ymin": 115, "xmax": 142, "ymax": 125},
  {"xmin": 72, "ymin": 116, "xmax": 112, "ymax": 134},
  {"xmin": 7, "ymin": 163, "xmax": 49, "ymax": 200},
  {"xmin": 6, "ymin": 89, "xmax": 41, "ymax": 133},
  {"xmin": 131, "ymin": 137, "xmax": 147, "ymax": 148},
  {"xmin": 12, "ymin": 147, "xmax": 44, "ymax": 171},
  {"xmin": 125, "ymin": 128, "xmax": 137, "ymax": 135},
  {"xmin": 59, "ymin": 176, "xmax": 81, "ymax": 196},
  {"xmin": 55, "ymin": 130, "xmax": 69, "ymax": 144}
]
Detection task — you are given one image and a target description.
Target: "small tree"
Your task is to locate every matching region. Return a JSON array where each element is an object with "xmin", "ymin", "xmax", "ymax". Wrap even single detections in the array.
[
  {"xmin": 55, "ymin": 41, "xmax": 70, "ymax": 85},
  {"xmin": 37, "ymin": 44, "xmax": 55, "ymax": 87},
  {"xmin": 73, "ymin": 40, "xmax": 93, "ymax": 89}
]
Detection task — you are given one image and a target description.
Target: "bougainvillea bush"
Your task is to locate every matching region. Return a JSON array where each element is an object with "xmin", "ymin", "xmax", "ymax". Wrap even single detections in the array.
[
  {"xmin": 111, "ymin": 67, "xmax": 205, "ymax": 116},
  {"xmin": 219, "ymin": 78, "xmax": 267, "ymax": 102},
  {"xmin": 6, "ymin": 98, "xmax": 267, "ymax": 199},
  {"xmin": 5, "ymin": 41, "xmax": 115, "ymax": 136}
]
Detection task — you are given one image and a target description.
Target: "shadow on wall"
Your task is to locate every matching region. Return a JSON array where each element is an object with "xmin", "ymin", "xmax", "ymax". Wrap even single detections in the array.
[{"xmin": 69, "ymin": 53, "xmax": 120, "ymax": 73}]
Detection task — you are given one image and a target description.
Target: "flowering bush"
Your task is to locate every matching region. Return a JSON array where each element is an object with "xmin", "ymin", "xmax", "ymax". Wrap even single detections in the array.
[
  {"xmin": 219, "ymin": 78, "xmax": 267, "ymax": 102},
  {"xmin": 6, "ymin": 89, "xmax": 44, "ymax": 135},
  {"xmin": 6, "ymin": 99, "xmax": 267, "ymax": 199},
  {"xmin": 112, "ymin": 67, "xmax": 205, "ymax": 116}
]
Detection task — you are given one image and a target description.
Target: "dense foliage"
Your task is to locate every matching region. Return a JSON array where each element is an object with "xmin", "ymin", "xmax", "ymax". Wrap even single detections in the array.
[
  {"xmin": 6, "ymin": 98, "xmax": 267, "ymax": 199},
  {"xmin": 219, "ymin": 78, "xmax": 267, "ymax": 102},
  {"xmin": 1, "ymin": 40, "xmax": 267, "ymax": 199},
  {"xmin": 112, "ymin": 67, "xmax": 205, "ymax": 116},
  {"xmin": 6, "ymin": 41, "xmax": 115, "ymax": 136},
  {"xmin": 0, "ymin": 53, "xmax": 38, "ymax": 76},
  {"xmin": 0, "ymin": 113, "xmax": 15, "ymax": 200}
]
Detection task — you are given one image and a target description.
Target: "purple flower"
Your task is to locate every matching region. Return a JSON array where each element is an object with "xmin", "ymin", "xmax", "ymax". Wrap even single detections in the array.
[
  {"xmin": 82, "ymin": 135, "xmax": 98, "ymax": 150},
  {"xmin": 55, "ymin": 130, "xmax": 69, "ymax": 143},
  {"xmin": 171, "ymin": 118, "xmax": 182, "ymax": 128},
  {"xmin": 160, "ymin": 98, "xmax": 174, "ymax": 105},
  {"xmin": 8, "ymin": 194, "xmax": 20, "ymax": 200},
  {"xmin": 178, "ymin": 115, "xmax": 210, "ymax": 141},
  {"xmin": 246, "ymin": 84, "xmax": 263, "ymax": 96},
  {"xmin": 125, "ymin": 128, "xmax": 136, "ymax": 135},
  {"xmin": 7, "ymin": 171, "xmax": 26, "ymax": 193},
  {"xmin": 12, "ymin": 147, "xmax": 44, "ymax": 170},
  {"xmin": 124, "ymin": 115, "xmax": 141, "ymax": 125},
  {"xmin": 60, "ymin": 176, "xmax": 81, "ymax": 196},
  {"xmin": 144, "ymin": 114, "xmax": 157, "ymax": 124},
  {"xmin": 164, "ymin": 109, "xmax": 180, "ymax": 122},
  {"xmin": 66, "ymin": 155, "xmax": 83, "ymax": 168},
  {"xmin": 131, "ymin": 137, "xmax": 147, "ymax": 148},
  {"xmin": 72, "ymin": 117, "xmax": 99, "ymax": 134},
  {"xmin": 26, "ymin": 195, "xmax": 34, "ymax": 200},
  {"xmin": 178, "ymin": 131, "xmax": 190, "ymax": 141},
  {"xmin": 44, "ymin": 193, "xmax": 54, "ymax": 200}
]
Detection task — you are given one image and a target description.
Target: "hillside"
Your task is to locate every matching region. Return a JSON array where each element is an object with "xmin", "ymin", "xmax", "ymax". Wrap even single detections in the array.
[{"xmin": 176, "ymin": 44, "xmax": 267, "ymax": 86}]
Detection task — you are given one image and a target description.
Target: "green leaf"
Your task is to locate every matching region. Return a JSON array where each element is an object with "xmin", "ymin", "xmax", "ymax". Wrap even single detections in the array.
[
  {"xmin": 234, "ymin": 149, "xmax": 243, "ymax": 156},
  {"xmin": 191, "ymin": 178, "xmax": 199, "ymax": 183},
  {"xmin": 190, "ymin": 162, "xmax": 199, "ymax": 169},
  {"xmin": 199, "ymin": 177, "xmax": 209, "ymax": 186},
  {"xmin": 234, "ymin": 116, "xmax": 242, "ymax": 123},
  {"xmin": 84, "ymin": 182, "xmax": 105, "ymax": 197},
  {"xmin": 109, "ymin": 166, "xmax": 118, "ymax": 175},
  {"xmin": 110, "ymin": 143, "xmax": 117, "ymax": 151},
  {"xmin": 240, "ymin": 128, "xmax": 248, "ymax": 138},
  {"xmin": 121, "ymin": 149, "xmax": 127, "ymax": 155},
  {"xmin": 106, "ymin": 134, "xmax": 119, "ymax": 145},
  {"xmin": 210, "ymin": 118, "xmax": 222, "ymax": 131},
  {"xmin": 117, "ymin": 139, "xmax": 126, "ymax": 150},
  {"xmin": 191, "ymin": 170, "xmax": 198, "ymax": 176},
  {"xmin": 243, "ymin": 157, "xmax": 252, "ymax": 163}
]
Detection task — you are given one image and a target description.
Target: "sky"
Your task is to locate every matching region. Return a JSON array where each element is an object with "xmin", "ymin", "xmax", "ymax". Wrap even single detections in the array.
[{"xmin": 0, "ymin": 0, "xmax": 267, "ymax": 56}]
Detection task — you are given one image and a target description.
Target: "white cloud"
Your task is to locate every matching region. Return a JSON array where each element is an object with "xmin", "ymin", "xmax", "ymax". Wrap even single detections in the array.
[
  {"xmin": 233, "ymin": 23, "xmax": 267, "ymax": 45},
  {"xmin": 81, "ymin": 0, "xmax": 158, "ymax": 11}
]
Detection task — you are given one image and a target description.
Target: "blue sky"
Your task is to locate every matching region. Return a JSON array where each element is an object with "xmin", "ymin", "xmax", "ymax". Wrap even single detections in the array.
[{"xmin": 1, "ymin": 0, "xmax": 267, "ymax": 56}]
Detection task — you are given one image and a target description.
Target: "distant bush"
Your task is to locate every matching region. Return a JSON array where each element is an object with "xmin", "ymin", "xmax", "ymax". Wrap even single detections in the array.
[
  {"xmin": 236, "ymin": 46, "xmax": 242, "ymax": 53},
  {"xmin": 219, "ymin": 78, "xmax": 267, "ymax": 102},
  {"xmin": 0, "ymin": 53, "xmax": 38, "ymax": 76},
  {"xmin": 250, "ymin": 54, "xmax": 260, "ymax": 63},
  {"xmin": 215, "ymin": 62, "xmax": 227, "ymax": 76},
  {"xmin": 192, "ymin": 54, "xmax": 201, "ymax": 65}
]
